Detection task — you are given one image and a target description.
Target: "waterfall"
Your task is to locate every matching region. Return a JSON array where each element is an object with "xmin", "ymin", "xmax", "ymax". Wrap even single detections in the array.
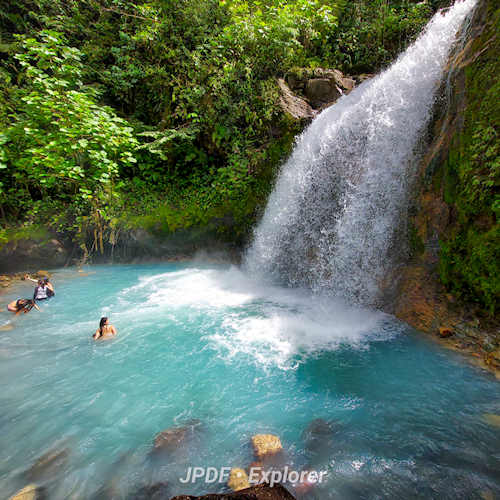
[{"xmin": 245, "ymin": 0, "xmax": 477, "ymax": 306}]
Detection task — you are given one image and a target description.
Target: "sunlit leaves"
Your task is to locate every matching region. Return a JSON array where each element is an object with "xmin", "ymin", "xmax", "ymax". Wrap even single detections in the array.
[{"xmin": 2, "ymin": 32, "xmax": 138, "ymax": 205}]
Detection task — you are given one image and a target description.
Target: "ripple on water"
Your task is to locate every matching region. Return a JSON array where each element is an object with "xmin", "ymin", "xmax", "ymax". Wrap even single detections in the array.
[{"xmin": 0, "ymin": 264, "xmax": 499, "ymax": 499}]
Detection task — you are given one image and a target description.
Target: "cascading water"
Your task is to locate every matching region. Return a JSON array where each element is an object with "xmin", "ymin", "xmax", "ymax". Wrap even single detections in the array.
[{"xmin": 245, "ymin": 0, "xmax": 477, "ymax": 306}]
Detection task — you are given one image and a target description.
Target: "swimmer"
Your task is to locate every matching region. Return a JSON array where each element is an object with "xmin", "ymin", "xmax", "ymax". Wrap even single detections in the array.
[
  {"xmin": 93, "ymin": 317, "xmax": 117, "ymax": 340},
  {"xmin": 33, "ymin": 279, "xmax": 50, "ymax": 301},
  {"xmin": 25, "ymin": 275, "xmax": 55, "ymax": 297},
  {"xmin": 7, "ymin": 299, "xmax": 40, "ymax": 315}
]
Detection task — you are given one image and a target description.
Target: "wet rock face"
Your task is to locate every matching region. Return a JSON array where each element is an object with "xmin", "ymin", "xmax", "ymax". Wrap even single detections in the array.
[
  {"xmin": 170, "ymin": 483, "xmax": 296, "ymax": 500},
  {"xmin": 304, "ymin": 79, "xmax": 341, "ymax": 109},
  {"xmin": 0, "ymin": 238, "xmax": 69, "ymax": 274},
  {"xmin": 392, "ymin": 0, "xmax": 500, "ymax": 375}
]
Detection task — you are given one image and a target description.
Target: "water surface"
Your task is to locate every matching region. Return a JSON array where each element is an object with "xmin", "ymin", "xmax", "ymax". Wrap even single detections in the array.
[{"xmin": 0, "ymin": 264, "xmax": 499, "ymax": 499}]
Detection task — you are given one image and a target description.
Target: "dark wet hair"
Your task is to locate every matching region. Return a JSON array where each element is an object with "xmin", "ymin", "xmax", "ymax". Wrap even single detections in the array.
[
  {"xmin": 43, "ymin": 277, "xmax": 49, "ymax": 284},
  {"xmin": 99, "ymin": 317, "xmax": 108, "ymax": 333},
  {"xmin": 38, "ymin": 279, "xmax": 44, "ymax": 286},
  {"xmin": 16, "ymin": 299, "xmax": 34, "ymax": 313}
]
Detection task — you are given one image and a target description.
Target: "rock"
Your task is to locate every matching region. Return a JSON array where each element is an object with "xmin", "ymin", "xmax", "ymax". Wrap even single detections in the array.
[
  {"xmin": 438, "ymin": 326, "xmax": 454, "ymax": 338},
  {"xmin": 356, "ymin": 73, "xmax": 374, "ymax": 83},
  {"xmin": 0, "ymin": 238, "xmax": 68, "ymax": 274},
  {"xmin": 8, "ymin": 485, "xmax": 45, "ymax": 500},
  {"xmin": 0, "ymin": 324, "xmax": 14, "ymax": 331},
  {"xmin": 170, "ymin": 483, "xmax": 296, "ymax": 499},
  {"xmin": 131, "ymin": 482, "xmax": 170, "ymax": 500},
  {"xmin": 153, "ymin": 419, "xmax": 202, "ymax": 453},
  {"xmin": 480, "ymin": 490, "xmax": 495, "ymax": 500},
  {"xmin": 228, "ymin": 468, "xmax": 250, "ymax": 492},
  {"xmin": 303, "ymin": 418, "xmax": 338, "ymax": 458},
  {"xmin": 341, "ymin": 77, "xmax": 356, "ymax": 92},
  {"xmin": 286, "ymin": 73, "xmax": 307, "ymax": 92},
  {"xmin": 24, "ymin": 447, "xmax": 69, "ymax": 481},
  {"xmin": 277, "ymin": 79, "xmax": 315, "ymax": 121},
  {"xmin": 154, "ymin": 426, "xmax": 189, "ymax": 451},
  {"xmin": 482, "ymin": 413, "xmax": 500, "ymax": 428},
  {"xmin": 304, "ymin": 79, "xmax": 341, "ymax": 108},
  {"xmin": 252, "ymin": 434, "xmax": 283, "ymax": 459}
]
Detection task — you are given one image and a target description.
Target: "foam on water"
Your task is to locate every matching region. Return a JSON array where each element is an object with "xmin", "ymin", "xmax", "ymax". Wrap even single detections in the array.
[
  {"xmin": 117, "ymin": 266, "xmax": 390, "ymax": 369},
  {"xmin": 0, "ymin": 265, "xmax": 499, "ymax": 499}
]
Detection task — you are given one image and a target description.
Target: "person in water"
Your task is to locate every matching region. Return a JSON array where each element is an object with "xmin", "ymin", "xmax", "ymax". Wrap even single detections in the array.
[
  {"xmin": 33, "ymin": 279, "xmax": 53, "ymax": 301},
  {"xmin": 7, "ymin": 299, "xmax": 40, "ymax": 315},
  {"xmin": 93, "ymin": 317, "xmax": 117, "ymax": 340},
  {"xmin": 26, "ymin": 275, "xmax": 55, "ymax": 297}
]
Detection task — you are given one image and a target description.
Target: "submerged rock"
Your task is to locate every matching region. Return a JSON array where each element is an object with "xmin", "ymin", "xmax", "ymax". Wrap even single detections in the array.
[
  {"xmin": 24, "ymin": 446, "xmax": 69, "ymax": 481},
  {"xmin": 228, "ymin": 468, "xmax": 250, "ymax": 492},
  {"xmin": 131, "ymin": 481, "xmax": 170, "ymax": 500},
  {"xmin": 482, "ymin": 413, "xmax": 500, "ymax": 428},
  {"xmin": 153, "ymin": 419, "xmax": 202, "ymax": 453},
  {"xmin": 8, "ymin": 484, "xmax": 46, "ymax": 500},
  {"xmin": 170, "ymin": 483, "xmax": 296, "ymax": 499},
  {"xmin": 302, "ymin": 418, "xmax": 338, "ymax": 458},
  {"xmin": 251, "ymin": 435, "xmax": 283, "ymax": 460}
]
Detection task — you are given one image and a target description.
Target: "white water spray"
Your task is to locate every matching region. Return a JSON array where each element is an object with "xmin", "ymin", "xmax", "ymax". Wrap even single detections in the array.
[{"xmin": 245, "ymin": 0, "xmax": 477, "ymax": 305}]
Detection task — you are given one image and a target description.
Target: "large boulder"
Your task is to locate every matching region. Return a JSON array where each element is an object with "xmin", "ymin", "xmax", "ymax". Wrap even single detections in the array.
[
  {"xmin": 251, "ymin": 435, "xmax": 283, "ymax": 460},
  {"xmin": 304, "ymin": 79, "xmax": 341, "ymax": 108},
  {"xmin": 228, "ymin": 468, "xmax": 250, "ymax": 492},
  {"xmin": 277, "ymin": 79, "xmax": 315, "ymax": 121},
  {"xmin": 152, "ymin": 419, "xmax": 202, "ymax": 453},
  {"xmin": 170, "ymin": 483, "xmax": 296, "ymax": 500},
  {"xmin": 283, "ymin": 67, "xmax": 360, "ymax": 111}
]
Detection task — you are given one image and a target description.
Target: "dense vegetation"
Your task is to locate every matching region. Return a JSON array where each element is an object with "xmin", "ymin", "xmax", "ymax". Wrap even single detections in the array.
[
  {"xmin": 4, "ymin": 0, "xmax": 496, "ymax": 316},
  {"xmin": 439, "ymin": 0, "xmax": 499, "ymax": 315},
  {"xmin": 0, "ymin": 0, "xmax": 445, "ymax": 252}
]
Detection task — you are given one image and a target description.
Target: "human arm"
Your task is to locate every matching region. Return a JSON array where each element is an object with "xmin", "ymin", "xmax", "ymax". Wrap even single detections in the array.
[
  {"xmin": 93, "ymin": 329, "xmax": 101, "ymax": 340},
  {"xmin": 24, "ymin": 274, "xmax": 38, "ymax": 283}
]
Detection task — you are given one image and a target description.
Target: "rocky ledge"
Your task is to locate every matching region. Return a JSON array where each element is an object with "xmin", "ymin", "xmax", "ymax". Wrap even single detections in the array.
[
  {"xmin": 393, "ymin": 0, "xmax": 499, "ymax": 379},
  {"xmin": 171, "ymin": 483, "xmax": 296, "ymax": 500}
]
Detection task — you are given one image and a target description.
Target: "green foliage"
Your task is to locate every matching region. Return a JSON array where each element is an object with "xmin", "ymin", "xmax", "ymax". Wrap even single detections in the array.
[
  {"xmin": 1, "ymin": 31, "xmax": 138, "ymax": 217},
  {"xmin": 439, "ymin": 3, "xmax": 500, "ymax": 314},
  {"xmin": 0, "ymin": 0, "xmax": 443, "ymax": 255}
]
